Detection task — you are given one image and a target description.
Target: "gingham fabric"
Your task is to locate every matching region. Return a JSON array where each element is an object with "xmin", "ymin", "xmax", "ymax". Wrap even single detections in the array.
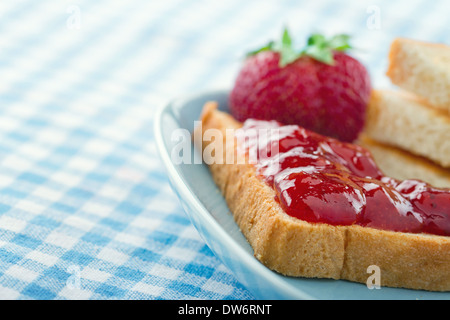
[{"xmin": 0, "ymin": 0, "xmax": 448, "ymax": 300}]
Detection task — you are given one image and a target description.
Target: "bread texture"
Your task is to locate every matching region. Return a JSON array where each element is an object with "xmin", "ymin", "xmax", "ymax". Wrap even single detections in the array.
[
  {"xmin": 363, "ymin": 89, "xmax": 450, "ymax": 168},
  {"xmin": 195, "ymin": 102, "xmax": 450, "ymax": 292},
  {"xmin": 386, "ymin": 38, "xmax": 450, "ymax": 112},
  {"xmin": 357, "ymin": 135, "xmax": 450, "ymax": 189}
]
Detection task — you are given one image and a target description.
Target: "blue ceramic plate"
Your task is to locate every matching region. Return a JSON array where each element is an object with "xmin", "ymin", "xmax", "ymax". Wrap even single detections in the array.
[{"xmin": 154, "ymin": 89, "xmax": 449, "ymax": 300}]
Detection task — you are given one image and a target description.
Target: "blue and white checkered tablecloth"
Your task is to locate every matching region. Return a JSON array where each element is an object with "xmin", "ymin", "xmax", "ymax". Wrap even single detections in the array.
[{"xmin": 0, "ymin": 0, "xmax": 448, "ymax": 300}]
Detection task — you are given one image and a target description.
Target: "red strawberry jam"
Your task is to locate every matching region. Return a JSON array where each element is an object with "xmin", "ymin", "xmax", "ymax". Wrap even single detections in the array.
[{"xmin": 237, "ymin": 119, "xmax": 449, "ymax": 236}]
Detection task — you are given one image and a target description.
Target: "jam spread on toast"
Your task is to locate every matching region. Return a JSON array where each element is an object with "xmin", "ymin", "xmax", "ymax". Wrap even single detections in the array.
[{"xmin": 239, "ymin": 119, "xmax": 449, "ymax": 236}]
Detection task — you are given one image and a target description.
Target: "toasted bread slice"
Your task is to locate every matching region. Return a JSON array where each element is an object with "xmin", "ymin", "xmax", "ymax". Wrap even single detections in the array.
[
  {"xmin": 363, "ymin": 89, "xmax": 450, "ymax": 168},
  {"xmin": 386, "ymin": 38, "xmax": 450, "ymax": 112},
  {"xmin": 358, "ymin": 135, "xmax": 450, "ymax": 189},
  {"xmin": 195, "ymin": 102, "xmax": 450, "ymax": 291}
]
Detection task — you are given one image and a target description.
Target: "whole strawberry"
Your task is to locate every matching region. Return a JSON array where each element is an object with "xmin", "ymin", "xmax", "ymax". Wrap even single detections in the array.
[{"xmin": 229, "ymin": 30, "xmax": 371, "ymax": 142}]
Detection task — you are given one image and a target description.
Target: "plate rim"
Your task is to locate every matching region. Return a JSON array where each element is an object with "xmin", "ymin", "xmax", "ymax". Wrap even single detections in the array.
[{"xmin": 153, "ymin": 89, "xmax": 315, "ymax": 300}]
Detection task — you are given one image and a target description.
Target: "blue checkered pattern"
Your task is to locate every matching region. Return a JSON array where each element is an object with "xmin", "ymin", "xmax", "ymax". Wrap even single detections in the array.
[{"xmin": 0, "ymin": 0, "xmax": 448, "ymax": 300}]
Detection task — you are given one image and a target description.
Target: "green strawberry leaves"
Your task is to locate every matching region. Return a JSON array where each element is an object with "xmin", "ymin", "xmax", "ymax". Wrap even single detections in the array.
[
  {"xmin": 247, "ymin": 28, "xmax": 352, "ymax": 67},
  {"xmin": 277, "ymin": 29, "xmax": 300, "ymax": 67},
  {"xmin": 246, "ymin": 41, "xmax": 275, "ymax": 56}
]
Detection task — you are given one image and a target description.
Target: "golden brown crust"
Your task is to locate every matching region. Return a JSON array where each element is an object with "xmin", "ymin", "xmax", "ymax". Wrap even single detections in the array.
[
  {"xmin": 196, "ymin": 102, "xmax": 450, "ymax": 291},
  {"xmin": 343, "ymin": 226, "xmax": 450, "ymax": 291}
]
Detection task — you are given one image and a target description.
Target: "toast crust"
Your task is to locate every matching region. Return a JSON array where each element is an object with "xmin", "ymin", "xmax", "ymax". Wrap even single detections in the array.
[{"xmin": 196, "ymin": 102, "xmax": 450, "ymax": 291}]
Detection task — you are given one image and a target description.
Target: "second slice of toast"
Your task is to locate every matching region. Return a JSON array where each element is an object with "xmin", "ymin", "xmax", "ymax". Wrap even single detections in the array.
[
  {"xmin": 363, "ymin": 89, "xmax": 450, "ymax": 168},
  {"xmin": 358, "ymin": 135, "xmax": 450, "ymax": 189}
]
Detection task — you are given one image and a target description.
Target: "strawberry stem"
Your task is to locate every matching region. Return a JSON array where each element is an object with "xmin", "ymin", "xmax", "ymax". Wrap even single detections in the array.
[{"xmin": 247, "ymin": 28, "xmax": 352, "ymax": 67}]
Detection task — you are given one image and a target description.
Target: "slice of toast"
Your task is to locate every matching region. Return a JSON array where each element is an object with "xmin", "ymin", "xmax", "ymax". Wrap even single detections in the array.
[
  {"xmin": 386, "ymin": 38, "xmax": 450, "ymax": 112},
  {"xmin": 195, "ymin": 102, "xmax": 450, "ymax": 291},
  {"xmin": 363, "ymin": 89, "xmax": 450, "ymax": 168}
]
